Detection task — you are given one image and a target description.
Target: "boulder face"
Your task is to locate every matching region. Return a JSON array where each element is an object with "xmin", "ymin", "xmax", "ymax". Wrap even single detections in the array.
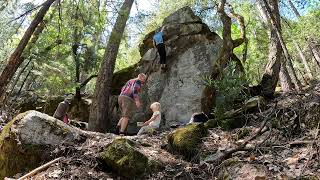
[
  {"xmin": 111, "ymin": 6, "xmax": 223, "ymax": 134},
  {"xmin": 0, "ymin": 110, "xmax": 81, "ymax": 179}
]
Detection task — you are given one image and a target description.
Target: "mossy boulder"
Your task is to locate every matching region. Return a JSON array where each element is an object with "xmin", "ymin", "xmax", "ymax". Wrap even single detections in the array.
[
  {"xmin": 100, "ymin": 138, "xmax": 150, "ymax": 178},
  {"xmin": 167, "ymin": 123, "xmax": 207, "ymax": 160},
  {"xmin": 0, "ymin": 110, "xmax": 81, "ymax": 179}
]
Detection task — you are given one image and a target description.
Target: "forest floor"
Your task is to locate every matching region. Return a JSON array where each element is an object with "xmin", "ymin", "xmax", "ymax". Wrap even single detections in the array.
[{"xmin": 3, "ymin": 86, "xmax": 320, "ymax": 179}]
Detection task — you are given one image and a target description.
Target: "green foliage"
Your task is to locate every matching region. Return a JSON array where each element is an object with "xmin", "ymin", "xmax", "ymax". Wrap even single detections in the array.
[
  {"xmin": 0, "ymin": 0, "xmax": 319, "ymax": 98},
  {"xmin": 212, "ymin": 63, "xmax": 249, "ymax": 120}
]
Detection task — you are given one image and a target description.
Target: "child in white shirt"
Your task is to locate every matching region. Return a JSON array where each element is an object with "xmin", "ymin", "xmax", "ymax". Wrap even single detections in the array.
[{"xmin": 137, "ymin": 102, "xmax": 161, "ymax": 135}]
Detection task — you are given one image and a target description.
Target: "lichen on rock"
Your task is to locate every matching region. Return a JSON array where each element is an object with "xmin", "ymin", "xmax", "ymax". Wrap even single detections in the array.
[{"xmin": 167, "ymin": 123, "xmax": 207, "ymax": 160}]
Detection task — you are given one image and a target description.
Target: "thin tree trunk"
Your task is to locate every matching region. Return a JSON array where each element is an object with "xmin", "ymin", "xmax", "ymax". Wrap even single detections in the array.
[
  {"xmin": 88, "ymin": 0, "xmax": 134, "ymax": 132},
  {"xmin": 80, "ymin": 74, "xmax": 98, "ymax": 89},
  {"xmin": 0, "ymin": 0, "xmax": 56, "ymax": 99},
  {"xmin": 8, "ymin": 18, "xmax": 50, "ymax": 96},
  {"xmin": 18, "ymin": 66, "xmax": 34, "ymax": 95},
  {"xmin": 287, "ymin": 0, "xmax": 300, "ymax": 18},
  {"xmin": 72, "ymin": 2, "xmax": 82, "ymax": 100},
  {"xmin": 294, "ymin": 41, "xmax": 313, "ymax": 79},
  {"xmin": 9, "ymin": 58, "xmax": 32, "ymax": 95}
]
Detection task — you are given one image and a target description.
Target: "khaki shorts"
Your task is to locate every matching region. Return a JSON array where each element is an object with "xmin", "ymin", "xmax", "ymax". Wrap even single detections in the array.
[{"xmin": 118, "ymin": 95, "xmax": 137, "ymax": 118}]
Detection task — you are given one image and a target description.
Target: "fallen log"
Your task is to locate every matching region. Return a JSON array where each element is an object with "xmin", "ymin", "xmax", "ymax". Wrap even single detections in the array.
[{"xmin": 19, "ymin": 157, "xmax": 62, "ymax": 180}]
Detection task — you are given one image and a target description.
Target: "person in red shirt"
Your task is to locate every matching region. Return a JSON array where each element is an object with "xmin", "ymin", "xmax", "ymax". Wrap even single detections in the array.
[{"xmin": 116, "ymin": 73, "xmax": 147, "ymax": 135}]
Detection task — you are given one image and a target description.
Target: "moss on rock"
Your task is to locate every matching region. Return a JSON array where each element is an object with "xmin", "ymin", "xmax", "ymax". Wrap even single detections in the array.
[
  {"xmin": 218, "ymin": 115, "xmax": 247, "ymax": 130},
  {"xmin": 204, "ymin": 119, "xmax": 218, "ymax": 129},
  {"xmin": 0, "ymin": 112, "xmax": 50, "ymax": 179},
  {"xmin": 100, "ymin": 138, "xmax": 149, "ymax": 178},
  {"xmin": 167, "ymin": 123, "xmax": 207, "ymax": 160}
]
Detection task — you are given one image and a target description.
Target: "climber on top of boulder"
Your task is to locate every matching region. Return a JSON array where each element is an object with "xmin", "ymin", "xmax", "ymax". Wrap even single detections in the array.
[{"xmin": 153, "ymin": 26, "xmax": 167, "ymax": 70}]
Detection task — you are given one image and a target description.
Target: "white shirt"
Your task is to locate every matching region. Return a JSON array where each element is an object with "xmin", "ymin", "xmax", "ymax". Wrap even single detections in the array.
[{"xmin": 149, "ymin": 111, "xmax": 161, "ymax": 128}]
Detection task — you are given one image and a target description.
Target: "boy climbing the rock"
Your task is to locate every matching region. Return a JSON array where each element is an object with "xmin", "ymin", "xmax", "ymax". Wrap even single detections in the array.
[
  {"xmin": 153, "ymin": 26, "xmax": 167, "ymax": 70},
  {"xmin": 137, "ymin": 102, "xmax": 161, "ymax": 135}
]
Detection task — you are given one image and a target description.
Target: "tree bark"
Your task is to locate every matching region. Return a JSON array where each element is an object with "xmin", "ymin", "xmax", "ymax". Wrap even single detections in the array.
[
  {"xmin": 18, "ymin": 66, "xmax": 34, "ymax": 95},
  {"xmin": 259, "ymin": 0, "xmax": 301, "ymax": 97},
  {"xmin": 257, "ymin": 0, "xmax": 282, "ymax": 97},
  {"xmin": 279, "ymin": 63, "xmax": 294, "ymax": 92},
  {"xmin": 72, "ymin": 2, "xmax": 82, "ymax": 100},
  {"xmin": 0, "ymin": 0, "xmax": 56, "ymax": 99},
  {"xmin": 287, "ymin": 0, "xmax": 300, "ymax": 18},
  {"xmin": 308, "ymin": 41, "xmax": 320, "ymax": 68},
  {"xmin": 88, "ymin": 0, "xmax": 134, "ymax": 132},
  {"xmin": 294, "ymin": 41, "xmax": 313, "ymax": 79}
]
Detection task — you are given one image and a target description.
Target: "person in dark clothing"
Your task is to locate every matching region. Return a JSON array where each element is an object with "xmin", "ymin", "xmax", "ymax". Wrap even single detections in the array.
[
  {"xmin": 153, "ymin": 26, "xmax": 167, "ymax": 70},
  {"xmin": 53, "ymin": 98, "xmax": 71, "ymax": 123}
]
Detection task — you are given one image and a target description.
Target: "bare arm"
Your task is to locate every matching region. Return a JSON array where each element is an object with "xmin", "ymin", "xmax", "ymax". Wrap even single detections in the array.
[
  {"xmin": 153, "ymin": 39, "xmax": 156, "ymax": 49},
  {"xmin": 144, "ymin": 114, "xmax": 159, "ymax": 125}
]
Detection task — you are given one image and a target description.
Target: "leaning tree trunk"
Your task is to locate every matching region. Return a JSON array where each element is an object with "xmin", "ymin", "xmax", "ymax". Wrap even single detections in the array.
[
  {"xmin": 88, "ymin": 0, "xmax": 134, "ymax": 132},
  {"xmin": 257, "ymin": 0, "xmax": 282, "ymax": 97},
  {"xmin": 259, "ymin": 0, "xmax": 301, "ymax": 97},
  {"xmin": 0, "ymin": 0, "xmax": 56, "ymax": 100},
  {"xmin": 294, "ymin": 41, "xmax": 313, "ymax": 79}
]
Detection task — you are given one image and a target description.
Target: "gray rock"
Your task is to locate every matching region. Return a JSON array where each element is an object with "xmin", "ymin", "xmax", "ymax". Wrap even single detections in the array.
[
  {"xmin": 110, "ymin": 6, "xmax": 223, "ymax": 134},
  {"xmin": 162, "ymin": 6, "xmax": 202, "ymax": 25},
  {"xmin": 0, "ymin": 110, "xmax": 82, "ymax": 179},
  {"xmin": 14, "ymin": 111, "xmax": 81, "ymax": 145}
]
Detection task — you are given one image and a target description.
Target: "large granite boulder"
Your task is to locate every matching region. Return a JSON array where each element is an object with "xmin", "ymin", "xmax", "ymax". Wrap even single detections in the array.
[
  {"xmin": 110, "ymin": 6, "xmax": 223, "ymax": 134},
  {"xmin": 0, "ymin": 110, "xmax": 82, "ymax": 179}
]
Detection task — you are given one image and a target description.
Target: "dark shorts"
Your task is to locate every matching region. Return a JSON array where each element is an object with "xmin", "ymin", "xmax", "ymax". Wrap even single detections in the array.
[{"xmin": 118, "ymin": 95, "xmax": 137, "ymax": 118}]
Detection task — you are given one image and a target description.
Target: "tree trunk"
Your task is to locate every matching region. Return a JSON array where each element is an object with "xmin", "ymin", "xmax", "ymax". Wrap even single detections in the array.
[
  {"xmin": 72, "ymin": 2, "xmax": 82, "ymax": 101},
  {"xmin": 308, "ymin": 41, "xmax": 320, "ymax": 68},
  {"xmin": 279, "ymin": 63, "xmax": 294, "ymax": 92},
  {"xmin": 294, "ymin": 41, "xmax": 313, "ymax": 79},
  {"xmin": 0, "ymin": 0, "xmax": 56, "ymax": 99},
  {"xmin": 8, "ymin": 18, "xmax": 49, "ymax": 96},
  {"xmin": 257, "ymin": 0, "xmax": 282, "ymax": 97},
  {"xmin": 202, "ymin": 0, "xmax": 246, "ymax": 115},
  {"xmin": 18, "ymin": 66, "xmax": 34, "ymax": 95},
  {"xmin": 88, "ymin": 0, "xmax": 134, "ymax": 132},
  {"xmin": 259, "ymin": 0, "xmax": 301, "ymax": 97},
  {"xmin": 287, "ymin": 0, "xmax": 300, "ymax": 18}
]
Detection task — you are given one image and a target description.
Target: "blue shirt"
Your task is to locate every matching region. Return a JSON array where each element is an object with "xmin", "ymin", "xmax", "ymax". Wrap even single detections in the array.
[{"xmin": 153, "ymin": 32, "xmax": 164, "ymax": 45}]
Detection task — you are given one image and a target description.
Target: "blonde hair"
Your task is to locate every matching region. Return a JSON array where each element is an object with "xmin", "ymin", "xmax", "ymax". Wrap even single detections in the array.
[{"xmin": 150, "ymin": 102, "xmax": 161, "ymax": 111}]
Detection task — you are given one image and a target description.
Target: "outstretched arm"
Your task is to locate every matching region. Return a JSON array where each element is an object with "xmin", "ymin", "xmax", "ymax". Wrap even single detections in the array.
[
  {"xmin": 144, "ymin": 114, "xmax": 159, "ymax": 126},
  {"xmin": 133, "ymin": 81, "xmax": 142, "ymax": 109}
]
